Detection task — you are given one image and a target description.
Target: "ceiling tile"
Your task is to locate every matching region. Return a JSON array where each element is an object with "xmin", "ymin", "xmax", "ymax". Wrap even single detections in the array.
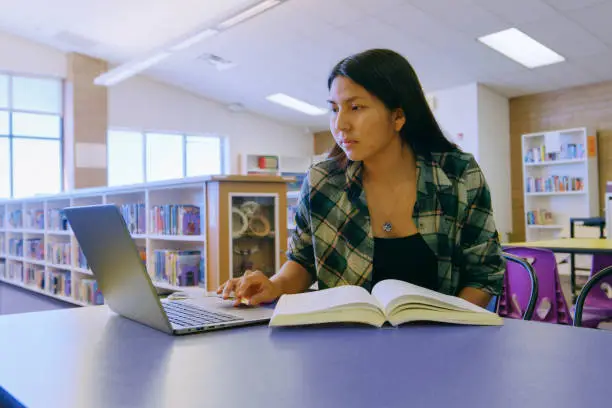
[
  {"xmin": 291, "ymin": 0, "xmax": 364, "ymax": 28},
  {"xmin": 517, "ymin": 12, "xmax": 609, "ymax": 58},
  {"xmin": 374, "ymin": 2, "xmax": 474, "ymax": 50},
  {"xmin": 473, "ymin": 0, "xmax": 560, "ymax": 24},
  {"xmin": 572, "ymin": 50, "xmax": 612, "ymax": 83},
  {"xmin": 483, "ymin": 69, "xmax": 560, "ymax": 97},
  {"xmin": 406, "ymin": 0, "xmax": 511, "ymax": 37},
  {"xmin": 569, "ymin": 1, "xmax": 612, "ymax": 46},
  {"xmin": 543, "ymin": 0, "xmax": 610, "ymax": 11},
  {"xmin": 534, "ymin": 60, "xmax": 604, "ymax": 89}
]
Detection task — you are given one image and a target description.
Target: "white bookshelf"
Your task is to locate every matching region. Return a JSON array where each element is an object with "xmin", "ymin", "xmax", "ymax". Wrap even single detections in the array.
[
  {"xmin": 521, "ymin": 127, "xmax": 600, "ymax": 276},
  {"xmin": 522, "ymin": 127, "xmax": 600, "ymax": 241},
  {"xmin": 0, "ymin": 176, "xmax": 212, "ymax": 307}
]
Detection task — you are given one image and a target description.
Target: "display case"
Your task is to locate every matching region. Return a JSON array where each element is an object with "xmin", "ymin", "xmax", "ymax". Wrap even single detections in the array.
[{"xmin": 205, "ymin": 175, "xmax": 292, "ymax": 291}]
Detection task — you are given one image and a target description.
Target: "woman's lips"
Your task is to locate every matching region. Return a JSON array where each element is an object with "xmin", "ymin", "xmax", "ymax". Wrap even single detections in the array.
[{"xmin": 340, "ymin": 140, "xmax": 357, "ymax": 148}]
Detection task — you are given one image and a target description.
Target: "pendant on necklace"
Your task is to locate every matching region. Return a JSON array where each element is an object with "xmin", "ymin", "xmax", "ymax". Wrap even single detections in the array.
[{"xmin": 382, "ymin": 222, "xmax": 392, "ymax": 233}]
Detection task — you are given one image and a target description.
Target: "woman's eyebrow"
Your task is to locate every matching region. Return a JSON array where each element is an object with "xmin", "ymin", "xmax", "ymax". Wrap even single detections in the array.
[{"xmin": 327, "ymin": 96, "xmax": 362, "ymax": 104}]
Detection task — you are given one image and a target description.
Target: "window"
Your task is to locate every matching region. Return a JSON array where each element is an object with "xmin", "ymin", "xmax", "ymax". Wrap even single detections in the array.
[
  {"xmin": 146, "ymin": 133, "xmax": 184, "ymax": 182},
  {"xmin": 186, "ymin": 136, "xmax": 222, "ymax": 177},
  {"xmin": 107, "ymin": 131, "xmax": 143, "ymax": 187},
  {"xmin": 107, "ymin": 130, "xmax": 224, "ymax": 186},
  {"xmin": 0, "ymin": 74, "xmax": 63, "ymax": 198}
]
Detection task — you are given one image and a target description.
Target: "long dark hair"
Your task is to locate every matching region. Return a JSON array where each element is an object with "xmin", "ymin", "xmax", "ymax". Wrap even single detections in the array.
[{"xmin": 327, "ymin": 49, "xmax": 455, "ymax": 163}]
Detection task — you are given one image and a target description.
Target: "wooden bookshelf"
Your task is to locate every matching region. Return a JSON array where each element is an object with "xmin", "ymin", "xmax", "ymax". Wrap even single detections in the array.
[{"xmin": 0, "ymin": 175, "xmax": 294, "ymax": 307}]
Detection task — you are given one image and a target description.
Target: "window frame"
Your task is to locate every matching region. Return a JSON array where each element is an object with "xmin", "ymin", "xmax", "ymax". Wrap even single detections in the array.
[
  {"xmin": 107, "ymin": 128, "xmax": 227, "ymax": 186},
  {"xmin": 0, "ymin": 72, "xmax": 64, "ymax": 198}
]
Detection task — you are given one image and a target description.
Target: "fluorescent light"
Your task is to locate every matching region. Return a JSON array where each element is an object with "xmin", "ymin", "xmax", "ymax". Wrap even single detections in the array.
[
  {"xmin": 169, "ymin": 28, "xmax": 219, "ymax": 52},
  {"xmin": 217, "ymin": 0, "xmax": 281, "ymax": 30},
  {"xmin": 94, "ymin": 51, "xmax": 172, "ymax": 86},
  {"xmin": 478, "ymin": 28, "xmax": 565, "ymax": 69},
  {"xmin": 266, "ymin": 93, "xmax": 327, "ymax": 116}
]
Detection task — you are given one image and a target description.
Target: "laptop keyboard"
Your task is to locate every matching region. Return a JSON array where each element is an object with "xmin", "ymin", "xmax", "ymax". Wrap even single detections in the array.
[{"xmin": 163, "ymin": 301, "xmax": 243, "ymax": 327}]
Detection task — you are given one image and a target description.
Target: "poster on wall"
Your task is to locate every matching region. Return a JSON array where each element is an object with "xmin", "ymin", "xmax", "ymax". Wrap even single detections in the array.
[{"xmin": 587, "ymin": 135, "xmax": 597, "ymax": 157}]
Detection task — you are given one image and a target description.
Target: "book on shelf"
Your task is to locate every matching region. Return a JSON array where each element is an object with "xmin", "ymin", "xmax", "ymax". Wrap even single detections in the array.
[
  {"xmin": 24, "ymin": 209, "xmax": 44, "ymax": 229},
  {"xmin": 525, "ymin": 175, "xmax": 584, "ymax": 193},
  {"xmin": 524, "ymin": 143, "xmax": 585, "ymax": 163},
  {"xmin": 150, "ymin": 204, "xmax": 201, "ymax": 236},
  {"xmin": 526, "ymin": 209, "xmax": 555, "ymax": 225},
  {"xmin": 153, "ymin": 249, "xmax": 204, "ymax": 287},
  {"xmin": 269, "ymin": 279, "xmax": 503, "ymax": 328}
]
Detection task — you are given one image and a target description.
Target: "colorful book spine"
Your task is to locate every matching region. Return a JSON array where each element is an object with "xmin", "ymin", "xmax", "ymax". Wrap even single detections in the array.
[
  {"xmin": 153, "ymin": 249, "xmax": 204, "ymax": 287},
  {"xmin": 8, "ymin": 210, "xmax": 22, "ymax": 228},
  {"xmin": 47, "ymin": 209, "xmax": 69, "ymax": 231},
  {"xmin": 524, "ymin": 143, "xmax": 585, "ymax": 163},
  {"xmin": 525, "ymin": 176, "xmax": 584, "ymax": 193},
  {"xmin": 24, "ymin": 209, "xmax": 44, "ymax": 229},
  {"xmin": 150, "ymin": 205, "xmax": 201, "ymax": 236},
  {"xmin": 8, "ymin": 239, "xmax": 23, "ymax": 257},
  {"xmin": 47, "ymin": 242, "xmax": 71, "ymax": 265},
  {"xmin": 24, "ymin": 238, "xmax": 44, "ymax": 261},
  {"xmin": 24, "ymin": 264, "xmax": 45, "ymax": 290},
  {"xmin": 119, "ymin": 203, "xmax": 146, "ymax": 234},
  {"xmin": 75, "ymin": 279, "xmax": 104, "ymax": 305},
  {"xmin": 47, "ymin": 270, "xmax": 71, "ymax": 297},
  {"xmin": 526, "ymin": 209, "xmax": 555, "ymax": 225}
]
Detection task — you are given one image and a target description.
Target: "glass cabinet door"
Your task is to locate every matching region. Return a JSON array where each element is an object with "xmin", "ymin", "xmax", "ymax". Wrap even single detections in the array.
[{"xmin": 229, "ymin": 193, "xmax": 278, "ymax": 278}]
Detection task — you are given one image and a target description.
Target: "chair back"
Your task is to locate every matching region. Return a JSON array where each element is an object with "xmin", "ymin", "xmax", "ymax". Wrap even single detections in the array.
[
  {"xmin": 574, "ymin": 265, "xmax": 612, "ymax": 327},
  {"xmin": 497, "ymin": 252, "xmax": 538, "ymax": 320},
  {"xmin": 500, "ymin": 247, "xmax": 572, "ymax": 324},
  {"xmin": 585, "ymin": 254, "xmax": 612, "ymax": 305}
]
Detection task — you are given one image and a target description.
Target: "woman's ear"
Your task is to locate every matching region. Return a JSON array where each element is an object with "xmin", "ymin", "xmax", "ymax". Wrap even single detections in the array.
[{"xmin": 392, "ymin": 109, "xmax": 406, "ymax": 132}]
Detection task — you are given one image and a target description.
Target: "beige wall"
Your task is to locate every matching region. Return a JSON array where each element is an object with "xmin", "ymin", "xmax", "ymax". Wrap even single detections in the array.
[
  {"xmin": 509, "ymin": 79, "xmax": 612, "ymax": 241},
  {"xmin": 314, "ymin": 130, "xmax": 334, "ymax": 155},
  {"xmin": 64, "ymin": 53, "xmax": 108, "ymax": 190}
]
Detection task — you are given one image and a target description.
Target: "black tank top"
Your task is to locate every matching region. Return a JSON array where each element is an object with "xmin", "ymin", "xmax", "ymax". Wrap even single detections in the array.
[{"xmin": 371, "ymin": 233, "xmax": 438, "ymax": 290}]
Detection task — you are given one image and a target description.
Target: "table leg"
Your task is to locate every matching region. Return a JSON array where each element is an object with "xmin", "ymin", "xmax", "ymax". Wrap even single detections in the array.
[{"xmin": 570, "ymin": 253, "xmax": 577, "ymax": 303}]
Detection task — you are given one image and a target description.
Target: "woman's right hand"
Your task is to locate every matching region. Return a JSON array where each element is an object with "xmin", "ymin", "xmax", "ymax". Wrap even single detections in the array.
[{"xmin": 216, "ymin": 270, "xmax": 282, "ymax": 307}]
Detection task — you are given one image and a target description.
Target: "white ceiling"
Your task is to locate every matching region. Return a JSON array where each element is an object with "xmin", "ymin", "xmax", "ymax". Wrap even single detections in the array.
[{"xmin": 0, "ymin": 0, "xmax": 611, "ymax": 131}]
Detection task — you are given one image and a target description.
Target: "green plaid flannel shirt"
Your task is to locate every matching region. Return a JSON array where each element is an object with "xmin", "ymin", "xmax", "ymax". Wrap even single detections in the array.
[{"xmin": 287, "ymin": 149, "xmax": 505, "ymax": 296}]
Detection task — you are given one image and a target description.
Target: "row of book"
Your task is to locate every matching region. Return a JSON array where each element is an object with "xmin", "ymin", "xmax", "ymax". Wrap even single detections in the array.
[
  {"xmin": 25, "ymin": 264, "xmax": 45, "ymax": 290},
  {"xmin": 119, "ymin": 203, "xmax": 146, "ymax": 234},
  {"xmin": 1, "ymin": 262, "xmax": 23, "ymax": 281},
  {"xmin": 75, "ymin": 278, "xmax": 104, "ymax": 305},
  {"xmin": 150, "ymin": 205, "xmax": 201, "ymax": 236},
  {"xmin": 48, "ymin": 242, "xmax": 71, "ymax": 265},
  {"xmin": 78, "ymin": 247, "xmax": 88, "ymax": 270},
  {"xmin": 47, "ymin": 269, "xmax": 71, "ymax": 298},
  {"xmin": 524, "ymin": 143, "xmax": 585, "ymax": 163},
  {"xmin": 24, "ymin": 238, "xmax": 44, "ymax": 260},
  {"xmin": 526, "ymin": 209, "xmax": 555, "ymax": 225},
  {"xmin": 8, "ymin": 238, "xmax": 23, "ymax": 257},
  {"xmin": 525, "ymin": 176, "xmax": 585, "ymax": 193},
  {"xmin": 48, "ymin": 209, "xmax": 69, "ymax": 231},
  {"xmin": 24, "ymin": 209, "xmax": 44, "ymax": 229},
  {"xmin": 8, "ymin": 210, "xmax": 22, "ymax": 228},
  {"xmin": 152, "ymin": 249, "xmax": 204, "ymax": 287}
]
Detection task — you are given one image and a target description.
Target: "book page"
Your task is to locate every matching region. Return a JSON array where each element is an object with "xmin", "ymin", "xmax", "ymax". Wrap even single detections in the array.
[
  {"xmin": 272, "ymin": 285, "xmax": 381, "ymax": 316},
  {"xmin": 371, "ymin": 279, "xmax": 491, "ymax": 317}
]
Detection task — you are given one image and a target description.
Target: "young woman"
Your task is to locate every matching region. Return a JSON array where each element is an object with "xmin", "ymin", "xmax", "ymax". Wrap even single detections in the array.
[{"xmin": 217, "ymin": 48, "xmax": 505, "ymax": 308}]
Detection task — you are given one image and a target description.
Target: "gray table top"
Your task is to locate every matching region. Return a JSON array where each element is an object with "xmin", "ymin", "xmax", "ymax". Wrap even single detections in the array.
[{"xmin": 1, "ymin": 306, "xmax": 611, "ymax": 408}]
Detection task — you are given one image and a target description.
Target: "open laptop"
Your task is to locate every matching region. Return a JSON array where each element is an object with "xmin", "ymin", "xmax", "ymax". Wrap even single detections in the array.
[{"xmin": 63, "ymin": 204, "xmax": 273, "ymax": 335}]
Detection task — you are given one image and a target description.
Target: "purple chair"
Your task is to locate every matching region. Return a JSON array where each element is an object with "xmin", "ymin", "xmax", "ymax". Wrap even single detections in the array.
[
  {"xmin": 500, "ymin": 247, "xmax": 573, "ymax": 325},
  {"xmin": 571, "ymin": 254, "xmax": 612, "ymax": 328}
]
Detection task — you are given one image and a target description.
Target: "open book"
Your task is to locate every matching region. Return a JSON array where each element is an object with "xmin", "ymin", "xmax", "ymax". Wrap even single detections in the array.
[{"xmin": 269, "ymin": 279, "xmax": 503, "ymax": 327}]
